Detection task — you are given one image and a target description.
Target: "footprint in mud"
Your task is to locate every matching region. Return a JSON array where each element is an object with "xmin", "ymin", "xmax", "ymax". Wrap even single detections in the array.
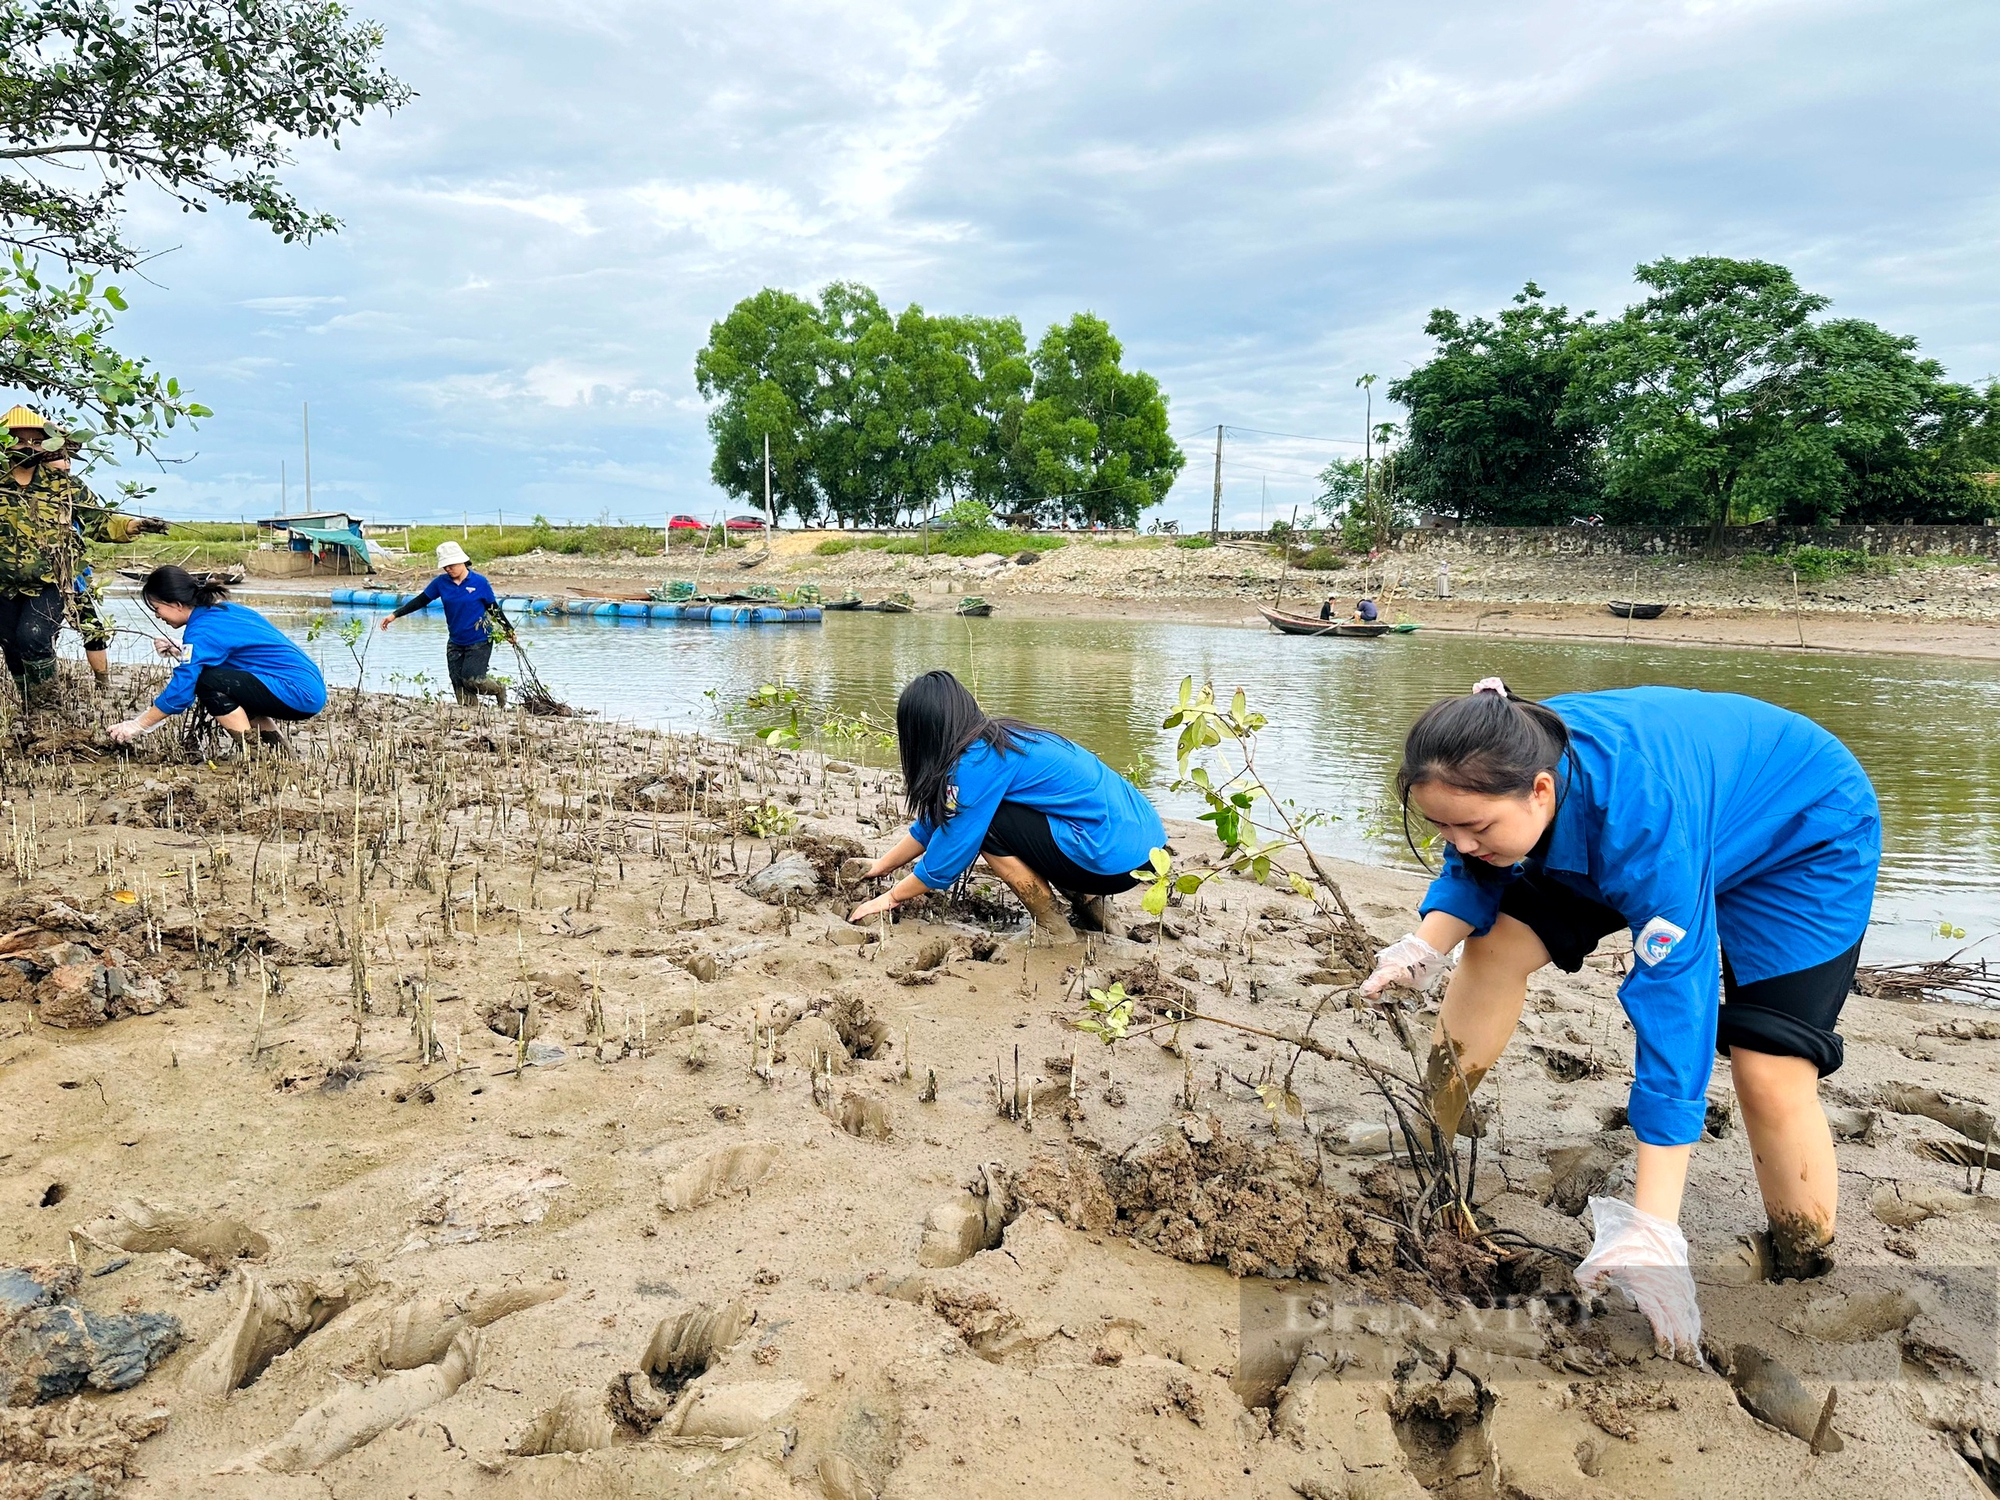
[
  {"xmin": 604, "ymin": 1300, "xmax": 752, "ymax": 1437},
  {"xmin": 657, "ymin": 1141, "xmax": 782, "ymax": 1213},
  {"xmin": 1780, "ymin": 1287, "xmax": 1923, "ymax": 1343},
  {"xmin": 512, "ymin": 1384, "xmax": 622, "ymax": 1456},
  {"xmin": 180, "ymin": 1270, "xmax": 360, "ymax": 1396},
  {"xmin": 838, "ymin": 1091, "xmax": 891, "ymax": 1140},
  {"xmin": 219, "ymin": 1328, "xmax": 481, "ymax": 1474},
  {"xmin": 1389, "ymin": 1365, "xmax": 1497, "ymax": 1498},
  {"xmin": 364, "ymin": 1277, "xmax": 569, "ymax": 1374},
  {"xmin": 73, "ymin": 1199, "xmax": 270, "ymax": 1268}
]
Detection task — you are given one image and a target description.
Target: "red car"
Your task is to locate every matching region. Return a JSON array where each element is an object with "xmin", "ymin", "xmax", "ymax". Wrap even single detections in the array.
[
  {"xmin": 726, "ymin": 515, "xmax": 767, "ymax": 533},
  {"xmin": 667, "ymin": 514, "xmax": 704, "ymax": 531}
]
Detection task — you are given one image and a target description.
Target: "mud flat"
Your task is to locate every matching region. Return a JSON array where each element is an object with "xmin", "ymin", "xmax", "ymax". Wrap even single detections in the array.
[{"xmin": 1, "ymin": 665, "xmax": 1997, "ymax": 1499}]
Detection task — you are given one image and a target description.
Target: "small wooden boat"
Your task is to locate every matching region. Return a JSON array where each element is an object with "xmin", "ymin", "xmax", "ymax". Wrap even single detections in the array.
[
  {"xmin": 1259, "ymin": 606, "xmax": 1392, "ymax": 638},
  {"xmin": 956, "ymin": 596, "xmax": 993, "ymax": 618},
  {"xmin": 864, "ymin": 592, "xmax": 915, "ymax": 614},
  {"xmin": 1607, "ymin": 601, "xmax": 1667, "ymax": 620},
  {"xmin": 117, "ymin": 564, "xmax": 244, "ymax": 586},
  {"xmin": 821, "ymin": 595, "xmax": 864, "ymax": 611}
]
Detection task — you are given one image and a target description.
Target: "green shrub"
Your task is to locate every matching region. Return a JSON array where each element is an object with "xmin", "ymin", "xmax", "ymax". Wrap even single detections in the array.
[
  {"xmin": 1296, "ymin": 547, "xmax": 1348, "ymax": 571},
  {"xmin": 1174, "ymin": 534, "xmax": 1215, "ymax": 549},
  {"xmin": 813, "ymin": 538, "xmax": 856, "ymax": 556},
  {"xmin": 880, "ymin": 529, "xmax": 1065, "ymax": 557}
]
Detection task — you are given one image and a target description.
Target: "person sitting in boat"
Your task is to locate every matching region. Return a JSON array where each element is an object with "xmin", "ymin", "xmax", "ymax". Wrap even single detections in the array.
[
  {"xmin": 379, "ymin": 540, "xmax": 509, "ymax": 708},
  {"xmin": 1353, "ymin": 597, "xmax": 1380, "ymax": 623},
  {"xmin": 1360, "ymin": 679, "xmax": 1879, "ymax": 1361},
  {"xmin": 109, "ymin": 566, "xmax": 326, "ymax": 750},
  {"xmin": 1319, "ymin": 595, "xmax": 1337, "ymax": 621},
  {"xmin": 849, "ymin": 669, "xmax": 1165, "ymax": 943}
]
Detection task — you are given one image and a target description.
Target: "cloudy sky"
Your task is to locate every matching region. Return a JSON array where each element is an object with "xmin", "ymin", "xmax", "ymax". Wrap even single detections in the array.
[{"xmin": 100, "ymin": 0, "xmax": 2000, "ymax": 529}]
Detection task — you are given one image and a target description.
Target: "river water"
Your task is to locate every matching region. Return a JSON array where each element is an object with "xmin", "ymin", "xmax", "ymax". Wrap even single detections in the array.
[{"xmin": 94, "ymin": 595, "xmax": 2000, "ymax": 965}]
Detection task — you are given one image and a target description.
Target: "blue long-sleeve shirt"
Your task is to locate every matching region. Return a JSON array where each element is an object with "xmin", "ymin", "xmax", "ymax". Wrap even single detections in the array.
[
  {"xmin": 396, "ymin": 570, "xmax": 499, "ymax": 646},
  {"xmin": 154, "ymin": 603, "xmax": 327, "ymax": 717},
  {"xmin": 908, "ymin": 732, "xmax": 1166, "ymax": 889},
  {"xmin": 1417, "ymin": 687, "xmax": 1879, "ymax": 1147}
]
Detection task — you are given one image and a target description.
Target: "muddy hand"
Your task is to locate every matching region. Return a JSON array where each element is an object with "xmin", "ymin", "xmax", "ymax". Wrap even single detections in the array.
[
  {"xmin": 1574, "ymin": 1195, "xmax": 1704, "ymax": 1365},
  {"xmin": 849, "ymin": 892, "xmax": 896, "ymax": 923},
  {"xmin": 1360, "ymin": 932, "xmax": 1448, "ymax": 999},
  {"xmin": 1422, "ymin": 1039, "xmax": 1488, "ymax": 1142}
]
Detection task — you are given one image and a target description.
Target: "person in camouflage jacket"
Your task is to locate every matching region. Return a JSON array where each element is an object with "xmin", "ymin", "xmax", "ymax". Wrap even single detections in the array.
[{"xmin": 0, "ymin": 406, "xmax": 167, "ymax": 706}]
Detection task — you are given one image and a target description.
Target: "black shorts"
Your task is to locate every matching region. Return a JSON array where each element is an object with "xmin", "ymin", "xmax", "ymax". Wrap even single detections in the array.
[
  {"xmin": 194, "ymin": 666, "xmax": 317, "ymax": 723},
  {"xmin": 979, "ymin": 801, "xmax": 1139, "ymax": 897},
  {"xmin": 1496, "ymin": 870, "xmax": 1855, "ymax": 1076}
]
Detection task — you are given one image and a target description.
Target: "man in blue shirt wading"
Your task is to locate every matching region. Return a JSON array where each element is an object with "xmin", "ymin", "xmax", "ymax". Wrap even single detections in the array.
[{"xmin": 381, "ymin": 541, "xmax": 508, "ymax": 708}]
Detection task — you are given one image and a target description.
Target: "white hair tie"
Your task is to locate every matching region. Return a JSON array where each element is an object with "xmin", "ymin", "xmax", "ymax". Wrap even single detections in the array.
[{"xmin": 1472, "ymin": 677, "xmax": 1508, "ymax": 698}]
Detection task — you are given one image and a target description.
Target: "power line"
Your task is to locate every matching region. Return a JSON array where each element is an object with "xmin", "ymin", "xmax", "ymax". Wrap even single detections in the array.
[{"xmin": 1223, "ymin": 424, "xmax": 1366, "ymax": 446}]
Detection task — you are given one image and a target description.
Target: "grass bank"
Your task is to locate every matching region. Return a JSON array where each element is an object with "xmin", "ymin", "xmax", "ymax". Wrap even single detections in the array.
[{"xmin": 813, "ymin": 528, "xmax": 1067, "ymax": 559}]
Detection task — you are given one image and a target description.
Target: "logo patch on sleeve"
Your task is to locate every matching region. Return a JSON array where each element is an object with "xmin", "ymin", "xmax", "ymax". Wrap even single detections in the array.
[{"xmin": 1634, "ymin": 916, "xmax": 1687, "ymax": 967}]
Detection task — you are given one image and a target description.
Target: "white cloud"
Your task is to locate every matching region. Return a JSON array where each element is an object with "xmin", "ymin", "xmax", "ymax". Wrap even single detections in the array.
[{"xmin": 109, "ymin": 0, "xmax": 1993, "ymax": 528}]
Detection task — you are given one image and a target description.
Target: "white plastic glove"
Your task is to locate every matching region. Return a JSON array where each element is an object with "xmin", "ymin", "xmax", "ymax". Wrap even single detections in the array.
[
  {"xmin": 108, "ymin": 718, "xmax": 154, "ymax": 746},
  {"xmin": 1574, "ymin": 1196, "xmax": 1703, "ymax": 1364},
  {"xmin": 1359, "ymin": 932, "xmax": 1449, "ymax": 998}
]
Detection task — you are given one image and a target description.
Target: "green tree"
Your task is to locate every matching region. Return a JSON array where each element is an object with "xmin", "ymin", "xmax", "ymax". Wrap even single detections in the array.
[
  {"xmin": 693, "ymin": 287, "xmax": 828, "ymax": 522},
  {"xmin": 1010, "ymin": 313, "xmax": 1184, "ymax": 526},
  {"xmin": 0, "ymin": 0, "xmax": 411, "ymax": 457},
  {"xmin": 1387, "ymin": 284, "xmax": 1604, "ymax": 524},
  {"xmin": 1580, "ymin": 257, "xmax": 1994, "ymax": 532},
  {"xmin": 1578, "ymin": 257, "xmax": 1829, "ymax": 538}
]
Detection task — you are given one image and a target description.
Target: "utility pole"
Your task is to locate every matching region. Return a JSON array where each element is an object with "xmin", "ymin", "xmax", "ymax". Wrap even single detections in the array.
[
  {"xmin": 1355, "ymin": 374, "xmax": 1377, "ymax": 540},
  {"xmin": 280, "ymin": 460, "xmax": 287, "ymax": 515},
  {"xmin": 763, "ymin": 433, "xmax": 778, "ymax": 531},
  {"xmin": 302, "ymin": 403, "xmax": 313, "ymax": 512},
  {"xmin": 1209, "ymin": 424, "xmax": 1223, "ymax": 540}
]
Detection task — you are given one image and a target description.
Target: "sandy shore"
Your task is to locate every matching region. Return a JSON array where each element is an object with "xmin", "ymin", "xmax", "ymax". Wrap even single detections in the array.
[{"xmin": 1, "ymin": 672, "xmax": 1996, "ymax": 1499}]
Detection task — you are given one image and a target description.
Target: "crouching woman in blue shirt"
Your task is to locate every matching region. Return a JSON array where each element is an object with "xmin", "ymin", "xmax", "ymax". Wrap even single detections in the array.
[
  {"xmin": 849, "ymin": 670, "xmax": 1166, "ymax": 943},
  {"xmin": 109, "ymin": 567, "xmax": 327, "ymax": 748},
  {"xmin": 1361, "ymin": 679, "xmax": 1878, "ymax": 1361}
]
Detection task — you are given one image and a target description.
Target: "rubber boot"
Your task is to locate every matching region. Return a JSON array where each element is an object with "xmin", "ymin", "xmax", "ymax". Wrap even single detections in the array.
[
  {"xmin": 474, "ymin": 678, "xmax": 508, "ymax": 710},
  {"xmin": 453, "ymin": 684, "xmax": 478, "ymax": 708},
  {"xmin": 18, "ymin": 660, "xmax": 58, "ymax": 713}
]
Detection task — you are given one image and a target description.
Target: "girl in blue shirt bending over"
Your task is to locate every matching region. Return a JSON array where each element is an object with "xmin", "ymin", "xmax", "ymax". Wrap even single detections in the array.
[
  {"xmin": 1361, "ymin": 679, "xmax": 1878, "ymax": 1362},
  {"xmin": 109, "ymin": 566, "xmax": 326, "ymax": 750},
  {"xmin": 849, "ymin": 670, "xmax": 1166, "ymax": 944}
]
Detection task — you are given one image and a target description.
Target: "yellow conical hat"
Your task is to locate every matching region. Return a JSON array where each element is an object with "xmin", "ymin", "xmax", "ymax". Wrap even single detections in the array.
[{"xmin": 1, "ymin": 406, "xmax": 48, "ymax": 429}]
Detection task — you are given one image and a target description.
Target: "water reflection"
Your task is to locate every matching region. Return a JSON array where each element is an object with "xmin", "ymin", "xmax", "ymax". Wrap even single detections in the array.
[{"xmin": 91, "ymin": 595, "xmax": 2000, "ymax": 964}]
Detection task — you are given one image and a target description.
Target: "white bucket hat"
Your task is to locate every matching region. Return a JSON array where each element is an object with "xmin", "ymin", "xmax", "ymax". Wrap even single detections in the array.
[{"xmin": 436, "ymin": 540, "xmax": 469, "ymax": 567}]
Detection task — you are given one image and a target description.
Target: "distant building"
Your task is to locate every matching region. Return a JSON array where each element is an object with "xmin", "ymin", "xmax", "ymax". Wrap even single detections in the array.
[{"xmin": 249, "ymin": 511, "xmax": 376, "ymax": 577}]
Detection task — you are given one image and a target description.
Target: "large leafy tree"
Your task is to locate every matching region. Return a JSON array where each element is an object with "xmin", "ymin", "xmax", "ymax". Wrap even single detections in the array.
[
  {"xmin": 695, "ymin": 293, "xmax": 1176, "ymax": 527},
  {"xmin": 1577, "ymin": 257, "xmax": 1993, "ymax": 531},
  {"xmin": 1009, "ymin": 313, "xmax": 1183, "ymax": 526},
  {"xmin": 693, "ymin": 287, "xmax": 829, "ymax": 522},
  {"xmin": 0, "ymin": 0, "xmax": 411, "ymax": 457},
  {"xmin": 1387, "ymin": 284, "xmax": 1603, "ymax": 524}
]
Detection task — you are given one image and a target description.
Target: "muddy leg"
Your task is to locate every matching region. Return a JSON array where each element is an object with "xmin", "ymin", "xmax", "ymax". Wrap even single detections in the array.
[
  {"xmin": 981, "ymin": 853, "xmax": 1076, "ymax": 943},
  {"xmin": 1731, "ymin": 1046, "xmax": 1837, "ymax": 1278},
  {"xmin": 1426, "ymin": 913, "xmax": 1548, "ymax": 1136}
]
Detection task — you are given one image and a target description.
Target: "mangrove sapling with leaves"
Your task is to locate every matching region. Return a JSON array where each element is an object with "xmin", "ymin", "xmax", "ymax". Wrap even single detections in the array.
[{"xmin": 1138, "ymin": 677, "xmax": 1371, "ymax": 967}]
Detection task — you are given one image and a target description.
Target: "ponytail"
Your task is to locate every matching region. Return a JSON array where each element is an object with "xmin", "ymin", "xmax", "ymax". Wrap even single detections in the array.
[
  {"xmin": 1395, "ymin": 678, "xmax": 1570, "ymax": 802},
  {"xmin": 140, "ymin": 564, "xmax": 230, "ymax": 610}
]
